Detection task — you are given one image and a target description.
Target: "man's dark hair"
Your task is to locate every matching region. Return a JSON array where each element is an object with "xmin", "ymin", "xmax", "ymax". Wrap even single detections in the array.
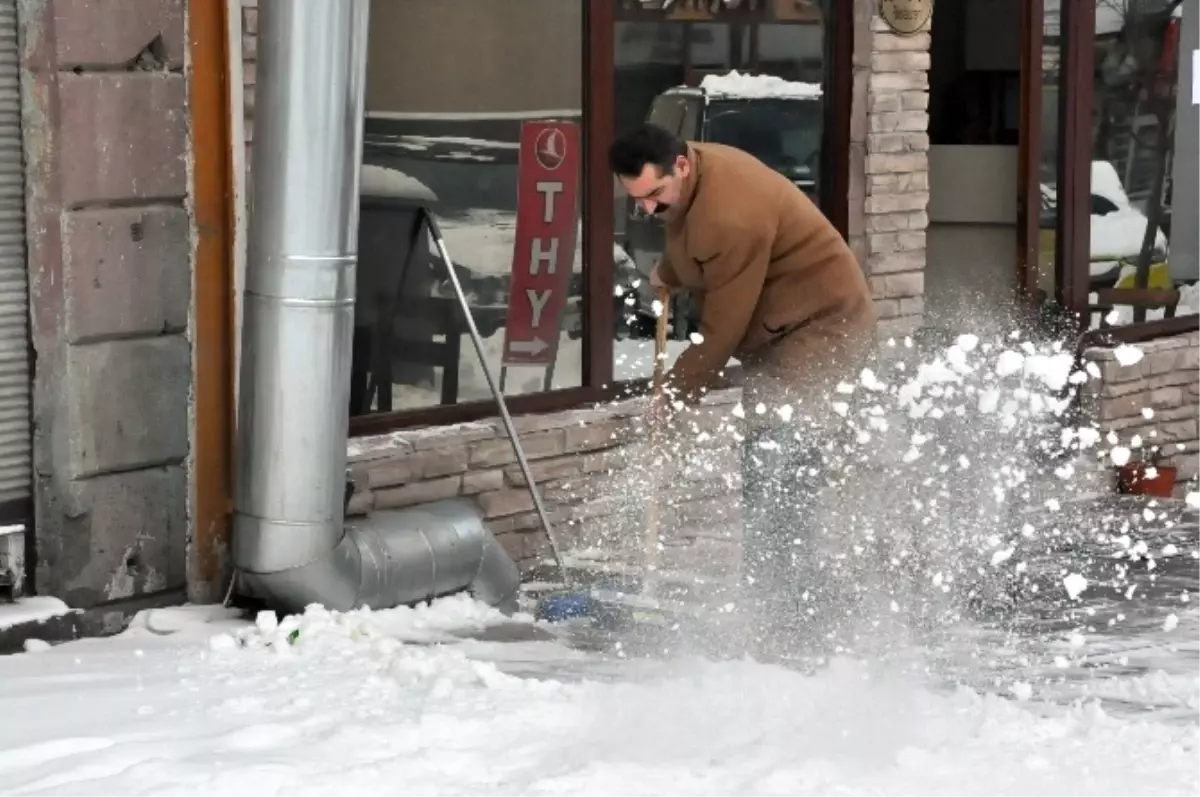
[{"xmin": 608, "ymin": 123, "xmax": 688, "ymax": 178}]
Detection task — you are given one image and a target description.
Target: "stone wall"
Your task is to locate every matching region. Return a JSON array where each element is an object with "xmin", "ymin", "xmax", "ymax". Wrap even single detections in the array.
[
  {"xmin": 20, "ymin": 0, "xmax": 192, "ymax": 606},
  {"xmin": 848, "ymin": 0, "xmax": 931, "ymax": 341},
  {"xmin": 345, "ymin": 391, "xmax": 743, "ymax": 590},
  {"xmin": 1081, "ymin": 331, "xmax": 1200, "ymax": 498},
  {"xmin": 339, "ymin": 328, "xmax": 1200, "ymax": 591}
]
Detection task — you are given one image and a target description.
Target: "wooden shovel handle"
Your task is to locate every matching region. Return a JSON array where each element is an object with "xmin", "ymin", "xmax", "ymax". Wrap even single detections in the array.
[
  {"xmin": 651, "ymin": 287, "xmax": 670, "ymax": 398},
  {"xmin": 643, "ymin": 287, "xmax": 670, "ymax": 598}
]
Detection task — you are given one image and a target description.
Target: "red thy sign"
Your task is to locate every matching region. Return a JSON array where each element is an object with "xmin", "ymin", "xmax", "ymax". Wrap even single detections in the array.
[{"xmin": 502, "ymin": 120, "xmax": 580, "ymax": 367}]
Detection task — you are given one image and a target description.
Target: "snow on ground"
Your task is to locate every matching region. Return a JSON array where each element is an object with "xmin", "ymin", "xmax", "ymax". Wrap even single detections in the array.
[
  {"xmin": 5, "ymin": 332, "xmax": 1200, "ymax": 795},
  {"xmin": 0, "ymin": 594, "xmax": 1196, "ymax": 796},
  {"xmin": 0, "ymin": 596, "xmax": 73, "ymax": 630},
  {"xmin": 15, "ymin": 326, "xmax": 1200, "ymax": 797}
]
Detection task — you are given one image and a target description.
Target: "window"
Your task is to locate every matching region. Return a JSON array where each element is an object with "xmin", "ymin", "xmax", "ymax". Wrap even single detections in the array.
[
  {"xmin": 704, "ymin": 97, "xmax": 824, "ymax": 195},
  {"xmin": 1036, "ymin": 0, "xmax": 1064, "ymax": 320},
  {"xmin": 1084, "ymin": 0, "xmax": 1197, "ymax": 330},
  {"xmin": 346, "ymin": 0, "xmax": 851, "ymax": 432},
  {"xmin": 610, "ymin": 1, "xmax": 830, "ymax": 383},
  {"xmin": 352, "ymin": 0, "xmax": 586, "ymax": 422}
]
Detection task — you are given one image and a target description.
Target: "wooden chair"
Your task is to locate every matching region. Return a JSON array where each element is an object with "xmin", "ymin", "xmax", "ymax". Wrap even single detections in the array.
[{"xmin": 352, "ymin": 201, "xmax": 465, "ymax": 412}]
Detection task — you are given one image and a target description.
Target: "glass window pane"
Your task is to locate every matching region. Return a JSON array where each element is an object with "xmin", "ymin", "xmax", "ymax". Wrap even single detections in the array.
[
  {"xmin": 1086, "ymin": 0, "xmax": 1198, "ymax": 329},
  {"xmin": 690, "ymin": 22, "xmax": 734, "ymax": 70},
  {"xmin": 1036, "ymin": 0, "xmax": 1063, "ymax": 315},
  {"xmin": 611, "ymin": 9, "xmax": 827, "ymax": 384},
  {"xmin": 354, "ymin": 0, "xmax": 585, "ymax": 415}
]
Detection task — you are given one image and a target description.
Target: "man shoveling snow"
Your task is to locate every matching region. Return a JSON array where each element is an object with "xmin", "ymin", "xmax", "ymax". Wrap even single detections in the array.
[{"xmin": 608, "ymin": 123, "xmax": 876, "ymax": 658}]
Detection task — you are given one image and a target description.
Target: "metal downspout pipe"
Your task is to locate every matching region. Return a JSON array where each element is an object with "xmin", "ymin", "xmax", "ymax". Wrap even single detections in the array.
[{"xmin": 232, "ymin": 1, "xmax": 520, "ymax": 616}]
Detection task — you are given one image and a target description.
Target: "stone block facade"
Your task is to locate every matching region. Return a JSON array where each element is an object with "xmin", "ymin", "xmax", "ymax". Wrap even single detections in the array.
[
  {"xmin": 20, "ymin": 0, "xmax": 193, "ymax": 606},
  {"xmin": 62, "ymin": 207, "xmax": 191, "ymax": 342},
  {"xmin": 1080, "ymin": 331, "xmax": 1200, "ymax": 497},
  {"xmin": 57, "ymin": 73, "xmax": 188, "ymax": 204},
  {"xmin": 848, "ymin": 0, "xmax": 931, "ymax": 341},
  {"xmin": 346, "ymin": 392, "xmax": 744, "ymax": 589}
]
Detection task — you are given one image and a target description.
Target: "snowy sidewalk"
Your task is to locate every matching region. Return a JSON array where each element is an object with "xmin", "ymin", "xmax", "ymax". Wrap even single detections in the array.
[{"xmin": 0, "ymin": 593, "xmax": 1196, "ymax": 796}]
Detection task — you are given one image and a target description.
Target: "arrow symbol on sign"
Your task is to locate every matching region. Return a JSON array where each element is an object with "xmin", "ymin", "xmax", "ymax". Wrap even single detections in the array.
[{"xmin": 509, "ymin": 338, "xmax": 549, "ymax": 355}]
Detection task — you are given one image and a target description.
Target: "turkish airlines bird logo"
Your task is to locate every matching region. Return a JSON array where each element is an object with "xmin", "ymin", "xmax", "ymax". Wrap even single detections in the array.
[{"xmin": 534, "ymin": 128, "xmax": 567, "ymax": 171}]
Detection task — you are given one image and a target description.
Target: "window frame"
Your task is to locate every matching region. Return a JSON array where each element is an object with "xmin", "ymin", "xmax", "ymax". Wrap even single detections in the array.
[
  {"xmin": 349, "ymin": 0, "xmax": 854, "ymax": 437},
  {"xmin": 1055, "ymin": 0, "xmax": 1199, "ymax": 341}
]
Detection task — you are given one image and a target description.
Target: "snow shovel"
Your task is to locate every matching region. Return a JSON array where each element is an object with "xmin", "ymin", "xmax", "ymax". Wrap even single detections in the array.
[
  {"xmin": 534, "ymin": 287, "xmax": 698, "ymax": 626},
  {"xmin": 584, "ymin": 288, "xmax": 710, "ymax": 627},
  {"xmin": 425, "ymin": 212, "xmax": 649, "ymax": 622},
  {"xmin": 425, "ymin": 214, "xmax": 572, "ymax": 590},
  {"xmin": 427, "ymin": 212, "xmax": 696, "ymax": 627}
]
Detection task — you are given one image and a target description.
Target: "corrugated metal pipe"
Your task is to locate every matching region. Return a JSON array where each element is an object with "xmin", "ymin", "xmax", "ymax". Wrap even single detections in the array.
[{"xmin": 232, "ymin": 0, "xmax": 520, "ymax": 616}]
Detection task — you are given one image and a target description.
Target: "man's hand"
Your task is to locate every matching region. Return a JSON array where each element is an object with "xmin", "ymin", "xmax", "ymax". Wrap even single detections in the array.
[{"xmin": 649, "ymin": 262, "xmax": 671, "ymax": 292}]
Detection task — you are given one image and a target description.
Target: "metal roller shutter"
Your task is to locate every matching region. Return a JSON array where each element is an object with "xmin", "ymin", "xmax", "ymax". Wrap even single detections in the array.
[{"xmin": 0, "ymin": 0, "xmax": 31, "ymax": 519}]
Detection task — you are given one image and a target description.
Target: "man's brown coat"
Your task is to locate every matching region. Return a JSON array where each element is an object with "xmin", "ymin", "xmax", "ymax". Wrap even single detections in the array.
[{"xmin": 657, "ymin": 142, "xmax": 876, "ymax": 421}]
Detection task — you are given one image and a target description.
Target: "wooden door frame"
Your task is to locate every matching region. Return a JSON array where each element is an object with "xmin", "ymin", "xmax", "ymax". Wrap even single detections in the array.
[
  {"xmin": 1016, "ymin": 0, "xmax": 1095, "ymax": 331},
  {"xmin": 584, "ymin": 0, "xmax": 616, "ymax": 391},
  {"xmin": 1057, "ymin": 0, "xmax": 1094, "ymax": 324},
  {"xmin": 1016, "ymin": 0, "xmax": 1044, "ymax": 304},
  {"xmin": 189, "ymin": 0, "xmax": 237, "ymax": 602}
]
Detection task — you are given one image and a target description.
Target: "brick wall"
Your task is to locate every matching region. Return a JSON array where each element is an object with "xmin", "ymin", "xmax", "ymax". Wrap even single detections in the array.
[
  {"xmin": 345, "ymin": 392, "xmax": 743, "ymax": 590},
  {"xmin": 1080, "ymin": 331, "xmax": 1200, "ymax": 497},
  {"xmin": 20, "ymin": 0, "xmax": 192, "ymax": 606},
  {"xmin": 848, "ymin": 0, "xmax": 931, "ymax": 341}
]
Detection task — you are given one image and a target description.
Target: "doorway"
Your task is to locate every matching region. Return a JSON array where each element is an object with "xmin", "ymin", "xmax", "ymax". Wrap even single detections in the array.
[{"xmin": 925, "ymin": 0, "xmax": 1029, "ymax": 334}]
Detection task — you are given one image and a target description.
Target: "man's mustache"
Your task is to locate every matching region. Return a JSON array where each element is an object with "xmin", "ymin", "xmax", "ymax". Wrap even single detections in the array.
[{"xmin": 632, "ymin": 202, "xmax": 671, "ymax": 220}]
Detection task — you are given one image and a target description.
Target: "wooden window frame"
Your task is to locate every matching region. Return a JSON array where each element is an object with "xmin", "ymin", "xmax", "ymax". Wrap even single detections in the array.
[{"xmin": 349, "ymin": 0, "xmax": 854, "ymax": 437}]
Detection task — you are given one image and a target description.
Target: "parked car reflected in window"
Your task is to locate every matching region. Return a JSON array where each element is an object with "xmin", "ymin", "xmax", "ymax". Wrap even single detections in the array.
[
  {"xmin": 705, "ymin": 97, "xmax": 822, "ymax": 197},
  {"xmin": 609, "ymin": 9, "xmax": 828, "ymax": 383},
  {"xmin": 617, "ymin": 79, "xmax": 825, "ymax": 348}
]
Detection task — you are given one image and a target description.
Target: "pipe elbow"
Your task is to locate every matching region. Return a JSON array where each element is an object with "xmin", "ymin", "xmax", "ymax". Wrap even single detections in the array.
[{"xmin": 239, "ymin": 500, "xmax": 522, "ymax": 618}]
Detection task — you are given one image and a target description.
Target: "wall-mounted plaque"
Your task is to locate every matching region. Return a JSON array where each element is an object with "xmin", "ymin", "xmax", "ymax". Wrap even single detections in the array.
[{"xmin": 879, "ymin": 0, "xmax": 933, "ymax": 35}]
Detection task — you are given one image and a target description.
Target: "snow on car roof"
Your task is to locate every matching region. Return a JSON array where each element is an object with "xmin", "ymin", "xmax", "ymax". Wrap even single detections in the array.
[{"xmin": 688, "ymin": 70, "xmax": 822, "ymax": 101}]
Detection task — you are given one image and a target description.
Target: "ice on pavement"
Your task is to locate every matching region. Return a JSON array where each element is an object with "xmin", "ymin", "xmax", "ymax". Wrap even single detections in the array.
[{"xmin": 0, "ymin": 595, "xmax": 1196, "ymax": 796}]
